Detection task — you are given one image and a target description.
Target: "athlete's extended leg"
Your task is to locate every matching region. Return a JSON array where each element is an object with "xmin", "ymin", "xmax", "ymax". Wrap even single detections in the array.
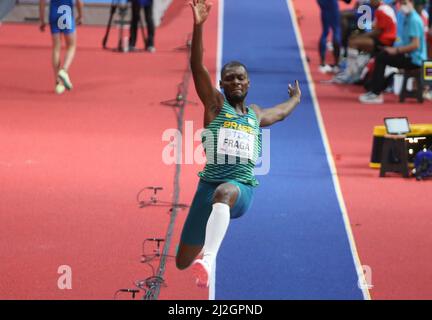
[
  {"xmin": 58, "ymin": 32, "xmax": 76, "ymax": 90},
  {"xmin": 63, "ymin": 32, "xmax": 76, "ymax": 72},
  {"xmin": 191, "ymin": 183, "xmax": 238, "ymax": 288},
  {"xmin": 51, "ymin": 34, "xmax": 64, "ymax": 94},
  {"xmin": 176, "ymin": 182, "xmax": 238, "ymax": 272}
]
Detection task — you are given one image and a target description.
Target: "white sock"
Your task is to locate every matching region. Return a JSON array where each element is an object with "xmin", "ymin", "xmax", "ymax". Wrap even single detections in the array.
[{"xmin": 201, "ymin": 203, "xmax": 230, "ymax": 268}]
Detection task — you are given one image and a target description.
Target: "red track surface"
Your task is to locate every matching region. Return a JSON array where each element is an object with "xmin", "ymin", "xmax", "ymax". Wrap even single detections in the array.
[
  {"xmin": 0, "ymin": 1, "xmax": 218, "ymax": 299},
  {"xmin": 293, "ymin": 0, "xmax": 432, "ymax": 299}
]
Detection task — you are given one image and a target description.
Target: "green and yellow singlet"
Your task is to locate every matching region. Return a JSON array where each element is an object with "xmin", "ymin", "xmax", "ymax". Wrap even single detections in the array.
[{"xmin": 198, "ymin": 100, "xmax": 261, "ymax": 186}]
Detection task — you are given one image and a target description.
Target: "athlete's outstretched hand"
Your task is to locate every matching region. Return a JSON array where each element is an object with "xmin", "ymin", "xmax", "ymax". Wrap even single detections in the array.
[
  {"xmin": 288, "ymin": 80, "xmax": 301, "ymax": 101},
  {"xmin": 189, "ymin": 0, "xmax": 212, "ymax": 25}
]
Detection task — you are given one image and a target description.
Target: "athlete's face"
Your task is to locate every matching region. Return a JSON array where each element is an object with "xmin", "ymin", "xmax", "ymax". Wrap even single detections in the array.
[{"xmin": 220, "ymin": 66, "xmax": 250, "ymax": 103}]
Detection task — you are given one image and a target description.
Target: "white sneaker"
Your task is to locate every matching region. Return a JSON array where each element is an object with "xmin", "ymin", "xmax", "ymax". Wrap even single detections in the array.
[
  {"xmin": 58, "ymin": 69, "xmax": 73, "ymax": 90},
  {"xmin": 146, "ymin": 46, "xmax": 156, "ymax": 53},
  {"xmin": 359, "ymin": 92, "xmax": 384, "ymax": 104},
  {"xmin": 319, "ymin": 64, "xmax": 333, "ymax": 74},
  {"xmin": 423, "ymin": 90, "xmax": 432, "ymax": 100},
  {"xmin": 191, "ymin": 259, "xmax": 210, "ymax": 288},
  {"xmin": 55, "ymin": 82, "xmax": 65, "ymax": 95}
]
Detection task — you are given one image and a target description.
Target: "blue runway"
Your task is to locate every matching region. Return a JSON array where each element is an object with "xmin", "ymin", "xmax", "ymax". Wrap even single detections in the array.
[{"xmin": 216, "ymin": 0, "xmax": 365, "ymax": 300}]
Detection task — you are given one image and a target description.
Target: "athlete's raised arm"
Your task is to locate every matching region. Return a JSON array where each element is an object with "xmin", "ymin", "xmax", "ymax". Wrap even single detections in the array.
[
  {"xmin": 253, "ymin": 80, "xmax": 302, "ymax": 127},
  {"xmin": 189, "ymin": 0, "xmax": 224, "ymax": 111}
]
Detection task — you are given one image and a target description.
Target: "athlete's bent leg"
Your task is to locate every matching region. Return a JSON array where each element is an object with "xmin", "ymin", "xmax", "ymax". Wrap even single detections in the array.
[
  {"xmin": 176, "ymin": 243, "xmax": 203, "ymax": 270},
  {"xmin": 57, "ymin": 32, "xmax": 76, "ymax": 90},
  {"xmin": 176, "ymin": 182, "xmax": 239, "ymax": 287},
  {"xmin": 52, "ymin": 34, "xmax": 61, "ymax": 84},
  {"xmin": 63, "ymin": 32, "xmax": 76, "ymax": 72},
  {"xmin": 192, "ymin": 183, "xmax": 238, "ymax": 287},
  {"xmin": 51, "ymin": 34, "xmax": 65, "ymax": 94}
]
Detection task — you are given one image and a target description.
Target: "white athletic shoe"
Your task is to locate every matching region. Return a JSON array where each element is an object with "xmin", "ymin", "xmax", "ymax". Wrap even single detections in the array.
[
  {"xmin": 319, "ymin": 64, "xmax": 333, "ymax": 74},
  {"xmin": 58, "ymin": 69, "xmax": 73, "ymax": 90},
  {"xmin": 146, "ymin": 46, "xmax": 156, "ymax": 53},
  {"xmin": 359, "ymin": 92, "xmax": 384, "ymax": 104},
  {"xmin": 423, "ymin": 90, "xmax": 432, "ymax": 101},
  {"xmin": 191, "ymin": 259, "xmax": 211, "ymax": 288},
  {"xmin": 55, "ymin": 82, "xmax": 66, "ymax": 95}
]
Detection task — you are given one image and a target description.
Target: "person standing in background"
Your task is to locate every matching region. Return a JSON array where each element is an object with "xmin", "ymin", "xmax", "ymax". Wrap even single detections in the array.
[
  {"xmin": 317, "ymin": 0, "xmax": 352, "ymax": 73},
  {"xmin": 129, "ymin": 0, "xmax": 155, "ymax": 52},
  {"xmin": 39, "ymin": 0, "xmax": 83, "ymax": 94}
]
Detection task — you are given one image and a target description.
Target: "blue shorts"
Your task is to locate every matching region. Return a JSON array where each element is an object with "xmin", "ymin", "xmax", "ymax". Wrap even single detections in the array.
[
  {"xmin": 179, "ymin": 179, "xmax": 254, "ymax": 246},
  {"xmin": 49, "ymin": 2, "xmax": 76, "ymax": 34}
]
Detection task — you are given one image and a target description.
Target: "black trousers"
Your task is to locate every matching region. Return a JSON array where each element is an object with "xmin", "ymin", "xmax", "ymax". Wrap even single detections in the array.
[
  {"xmin": 129, "ymin": 0, "xmax": 155, "ymax": 48},
  {"xmin": 370, "ymin": 50, "xmax": 418, "ymax": 95}
]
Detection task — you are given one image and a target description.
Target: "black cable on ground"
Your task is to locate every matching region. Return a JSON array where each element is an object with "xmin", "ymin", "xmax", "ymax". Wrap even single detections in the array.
[{"xmin": 144, "ymin": 39, "xmax": 193, "ymax": 300}]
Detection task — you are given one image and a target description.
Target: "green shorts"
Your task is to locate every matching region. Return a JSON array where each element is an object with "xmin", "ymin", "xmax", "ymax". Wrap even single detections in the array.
[{"xmin": 179, "ymin": 179, "xmax": 254, "ymax": 246}]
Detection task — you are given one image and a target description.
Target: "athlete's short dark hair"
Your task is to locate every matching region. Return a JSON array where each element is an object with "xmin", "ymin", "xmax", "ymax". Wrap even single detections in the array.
[{"xmin": 221, "ymin": 61, "xmax": 249, "ymax": 78}]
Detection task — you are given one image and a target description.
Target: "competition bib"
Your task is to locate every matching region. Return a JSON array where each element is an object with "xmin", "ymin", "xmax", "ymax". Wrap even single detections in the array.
[{"xmin": 217, "ymin": 128, "xmax": 255, "ymax": 160}]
